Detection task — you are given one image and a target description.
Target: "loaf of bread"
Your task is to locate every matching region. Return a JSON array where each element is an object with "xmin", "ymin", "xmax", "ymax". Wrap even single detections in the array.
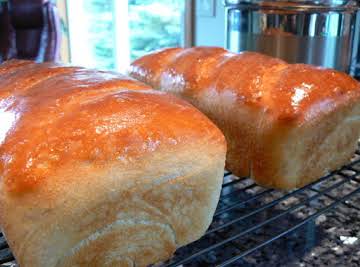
[
  {"xmin": 0, "ymin": 60, "xmax": 226, "ymax": 267},
  {"xmin": 130, "ymin": 47, "xmax": 360, "ymax": 189}
]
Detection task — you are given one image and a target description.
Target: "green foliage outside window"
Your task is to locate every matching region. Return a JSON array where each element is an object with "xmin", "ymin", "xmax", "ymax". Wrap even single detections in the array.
[
  {"xmin": 83, "ymin": 0, "xmax": 116, "ymax": 70},
  {"xmin": 128, "ymin": 0, "xmax": 184, "ymax": 61},
  {"xmin": 67, "ymin": 0, "xmax": 183, "ymax": 70}
]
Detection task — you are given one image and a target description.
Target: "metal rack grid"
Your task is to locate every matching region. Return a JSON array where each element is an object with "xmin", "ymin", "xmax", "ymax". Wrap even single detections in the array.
[{"xmin": 1, "ymin": 145, "xmax": 360, "ymax": 267}]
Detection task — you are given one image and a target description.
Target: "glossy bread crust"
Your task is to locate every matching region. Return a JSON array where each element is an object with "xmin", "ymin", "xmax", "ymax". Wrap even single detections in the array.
[
  {"xmin": 130, "ymin": 46, "xmax": 360, "ymax": 189},
  {"xmin": 0, "ymin": 60, "xmax": 226, "ymax": 267}
]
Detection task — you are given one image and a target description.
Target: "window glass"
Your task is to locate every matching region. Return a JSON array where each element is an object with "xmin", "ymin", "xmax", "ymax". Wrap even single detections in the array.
[
  {"xmin": 65, "ymin": 0, "xmax": 185, "ymax": 71},
  {"xmin": 129, "ymin": 0, "xmax": 184, "ymax": 61},
  {"xmin": 83, "ymin": 0, "xmax": 116, "ymax": 70},
  {"xmin": 66, "ymin": 0, "xmax": 116, "ymax": 70}
]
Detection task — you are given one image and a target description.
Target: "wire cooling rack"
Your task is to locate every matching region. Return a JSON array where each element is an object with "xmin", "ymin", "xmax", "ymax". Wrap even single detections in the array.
[{"xmin": 1, "ymin": 145, "xmax": 360, "ymax": 266}]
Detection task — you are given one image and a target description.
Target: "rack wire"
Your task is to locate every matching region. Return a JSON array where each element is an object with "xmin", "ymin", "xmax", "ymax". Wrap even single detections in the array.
[{"xmin": 1, "ymin": 145, "xmax": 360, "ymax": 266}]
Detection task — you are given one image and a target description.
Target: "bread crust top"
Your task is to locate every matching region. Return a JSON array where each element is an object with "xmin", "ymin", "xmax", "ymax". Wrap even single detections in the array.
[
  {"xmin": 0, "ymin": 60, "xmax": 225, "ymax": 193},
  {"xmin": 130, "ymin": 46, "xmax": 360, "ymax": 123}
]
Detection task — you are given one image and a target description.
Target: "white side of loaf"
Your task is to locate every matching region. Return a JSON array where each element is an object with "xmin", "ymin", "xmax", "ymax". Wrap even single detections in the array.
[{"xmin": 0, "ymin": 143, "xmax": 225, "ymax": 267}]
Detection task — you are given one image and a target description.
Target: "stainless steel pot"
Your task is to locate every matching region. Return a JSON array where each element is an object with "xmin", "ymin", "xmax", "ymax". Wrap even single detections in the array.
[{"xmin": 225, "ymin": 0, "xmax": 360, "ymax": 74}]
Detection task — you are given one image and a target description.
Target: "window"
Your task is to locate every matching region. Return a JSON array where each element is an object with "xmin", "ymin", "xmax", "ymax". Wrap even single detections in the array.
[
  {"xmin": 63, "ymin": 0, "xmax": 187, "ymax": 72},
  {"xmin": 128, "ymin": 0, "xmax": 184, "ymax": 61}
]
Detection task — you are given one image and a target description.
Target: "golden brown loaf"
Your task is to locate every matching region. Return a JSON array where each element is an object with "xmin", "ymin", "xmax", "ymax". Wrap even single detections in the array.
[
  {"xmin": 0, "ymin": 60, "xmax": 226, "ymax": 267},
  {"xmin": 130, "ymin": 46, "xmax": 360, "ymax": 189}
]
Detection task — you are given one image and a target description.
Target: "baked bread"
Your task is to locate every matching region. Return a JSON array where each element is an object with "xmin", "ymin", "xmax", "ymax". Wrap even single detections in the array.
[
  {"xmin": 0, "ymin": 60, "xmax": 226, "ymax": 267},
  {"xmin": 130, "ymin": 46, "xmax": 360, "ymax": 189}
]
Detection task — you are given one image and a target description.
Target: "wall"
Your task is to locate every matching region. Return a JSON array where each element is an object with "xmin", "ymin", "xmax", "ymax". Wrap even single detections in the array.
[{"xmin": 194, "ymin": 0, "xmax": 226, "ymax": 47}]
